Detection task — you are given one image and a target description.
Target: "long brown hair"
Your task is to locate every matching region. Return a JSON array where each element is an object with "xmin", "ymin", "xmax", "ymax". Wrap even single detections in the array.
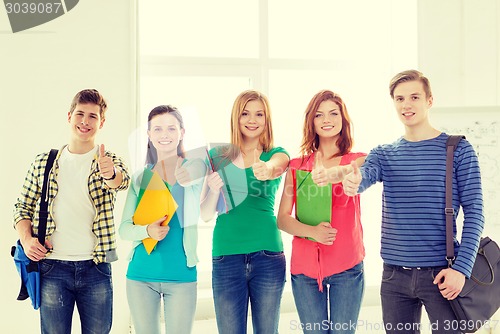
[{"xmin": 299, "ymin": 90, "xmax": 353, "ymax": 157}]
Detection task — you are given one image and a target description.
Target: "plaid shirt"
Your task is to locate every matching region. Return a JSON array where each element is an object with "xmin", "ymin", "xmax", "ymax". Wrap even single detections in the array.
[{"xmin": 14, "ymin": 146, "xmax": 130, "ymax": 263}]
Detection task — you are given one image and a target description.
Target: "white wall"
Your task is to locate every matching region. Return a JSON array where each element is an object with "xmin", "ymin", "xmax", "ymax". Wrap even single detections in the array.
[
  {"xmin": 418, "ymin": 0, "xmax": 500, "ymax": 107},
  {"xmin": 0, "ymin": 1, "xmax": 135, "ymax": 333}
]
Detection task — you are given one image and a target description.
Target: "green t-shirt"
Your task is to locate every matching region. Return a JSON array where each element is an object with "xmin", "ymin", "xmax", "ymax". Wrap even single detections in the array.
[{"xmin": 209, "ymin": 146, "xmax": 288, "ymax": 256}]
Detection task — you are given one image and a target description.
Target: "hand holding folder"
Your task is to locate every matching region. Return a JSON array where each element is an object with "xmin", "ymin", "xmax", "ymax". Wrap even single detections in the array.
[
  {"xmin": 206, "ymin": 144, "xmax": 249, "ymax": 213},
  {"xmin": 133, "ymin": 169, "xmax": 178, "ymax": 254},
  {"xmin": 295, "ymin": 169, "xmax": 332, "ymax": 241}
]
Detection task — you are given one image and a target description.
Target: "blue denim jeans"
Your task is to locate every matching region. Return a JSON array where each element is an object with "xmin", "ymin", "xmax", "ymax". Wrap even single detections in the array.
[
  {"xmin": 291, "ymin": 262, "xmax": 364, "ymax": 334},
  {"xmin": 126, "ymin": 279, "xmax": 197, "ymax": 334},
  {"xmin": 212, "ymin": 251, "xmax": 286, "ymax": 334},
  {"xmin": 39, "ymin": 259, "xmax": 113, "ymax": 334},
  {"xmin": 381, "ymin": 263, "xmax": 462, "ymax": 334}
]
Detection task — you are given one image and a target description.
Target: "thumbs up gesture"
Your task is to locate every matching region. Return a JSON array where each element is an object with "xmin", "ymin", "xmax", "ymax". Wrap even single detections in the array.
[
  {"xmin": 174, "ymin": 158, "xmax": 191, "ymax": 186},
  {"xmin": 146, "ymin": 215, "xmax": 170, "ymax": 241},
  {"xmin": 98, "ymin": 144, "xmax": 116, "ymax": 180},
  {"xmin": 311, "ymin": 151, "xmax": 329, "ymax": 186},
  {"xmin": 342, "ymin": 160, "xmax": 362, "ymax": 196},
  {"xmin": 252, "ymin": 149, "xmax": 272, "ymax": 181}
]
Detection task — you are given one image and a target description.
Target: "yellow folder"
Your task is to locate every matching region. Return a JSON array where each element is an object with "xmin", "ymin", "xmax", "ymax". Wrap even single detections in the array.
[{"xmin": 133, "ymin": 169, "xmax": 178, "ymax": 254}]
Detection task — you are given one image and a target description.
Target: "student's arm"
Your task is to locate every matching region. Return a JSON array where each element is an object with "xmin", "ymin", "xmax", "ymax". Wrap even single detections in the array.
[
  {"xmin": 342, "ymin": 161, "xmax": 362, "ymax": 196},
  {"xmin": 313, "ymin": 155, "xmax": 366, "ymax": 186},
  {"xmin": 103, "ymin": 171, "xmax": 123, "ymax": 189},
  {"xmin": 16, "ymin": 219, "xmax": 33, "ymax": 244},
  {"xmin": 200, "ymin": 171, "xmax": 224, "ymax": 222},
  {"xmin": 99, "ymin": 145, "xmax": 130, "ymax": 190},
  {"xmin": 343, "ymin": 149, "xmax": 381, "ymax": 196},
  {"xmin": 433, "ymin": 268, "xmax": 466, "ymax": 301},
  {"xmin": 15, "ymin": 219, "xmax": 49, "ymax": 261},
  {"xmin": 452, "ymin": 143, "xmax": 484, "ymax": 277},
  {"xmin": 118, "ymin": 180, "xmax": 148, "ymax": 241},
  {"xmin": 252, "ymin": 151, "xmax": 290, "ymax": 181},
  {"xmin": 118, "ymin": 178, "xmax": 169, "ymax": 241},
  {"xmin": 175, "ymin": 158, "xmax": 207, "ymax": 187},
  {"xmin": 13, "ymin": 153, "xmax": 50, "ymax": 261},
  {"xmin": 277, "ymin": 170, "xmax": 337, "ymax": 245},
  {"xmin": 434, "ymin": 141, "xmax": 484, "ymax": 300}
]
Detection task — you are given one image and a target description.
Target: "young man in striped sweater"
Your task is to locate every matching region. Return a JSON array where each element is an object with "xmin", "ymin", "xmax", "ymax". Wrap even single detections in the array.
[{"xmin": 343, "ymin": 70, "xmax": 484, "ymax": 333}]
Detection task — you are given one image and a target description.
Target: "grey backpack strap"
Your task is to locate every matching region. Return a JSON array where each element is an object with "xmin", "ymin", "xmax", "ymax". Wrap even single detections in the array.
[{"xmin": 444, "ymin": 135, "xmax": 465, "ymax": 266}]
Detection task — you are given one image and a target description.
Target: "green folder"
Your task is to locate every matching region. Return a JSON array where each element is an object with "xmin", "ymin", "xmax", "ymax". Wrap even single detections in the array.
[{"xmin": 295, "ymin": 169, "xmax": 332, "ymax": 230}]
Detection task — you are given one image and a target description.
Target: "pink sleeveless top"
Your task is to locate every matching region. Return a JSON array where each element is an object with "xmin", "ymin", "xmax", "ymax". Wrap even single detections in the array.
[{"xmin": 289, "ymin": 152, "xmax": 365, "ymax": 291}]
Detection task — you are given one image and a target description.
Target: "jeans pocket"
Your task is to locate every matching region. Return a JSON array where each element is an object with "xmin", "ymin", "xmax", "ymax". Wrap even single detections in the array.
[
  {"xmin": 430, "ymin": 267, "xmax": 447, "ymax": 281},
  {"xmin": 212, "ymin": 255, "xmax": 224, "ymax": 263},
  {"xmin": 347, "ymin": 261, "xmax": 364, "ymax": 273},
  {"xmin": 262, "ymin": 250, "xmax": 284, "ymax": 258},
  {"xmin": 95, "ymin": 262, "xmax": 112, "ymax": 277},
  {"xmin": 40, "ymin": 260, "xmax": 54, "ymax": 276},
  {"xmin": 381, "ymin": 265, "xmax": 395, "ymax": 282}
]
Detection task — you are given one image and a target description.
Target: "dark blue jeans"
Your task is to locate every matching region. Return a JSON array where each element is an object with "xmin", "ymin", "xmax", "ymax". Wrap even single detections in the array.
[
  {"xmin": 40, "ymin": 259, "xmax": 113, "ymax": 334},
  {"xmin": 381, "ymin": 263, "xmax": 462, "ymax": 334},
  {"xmin": 212, "ymin": 251, "xmax": 286, "ymax": 334}
]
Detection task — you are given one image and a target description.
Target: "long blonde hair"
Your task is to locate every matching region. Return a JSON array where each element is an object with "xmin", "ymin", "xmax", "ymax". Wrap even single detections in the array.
[{"xmin": 222, "ymin": 90, "xmax": 274, "ymax": 161}]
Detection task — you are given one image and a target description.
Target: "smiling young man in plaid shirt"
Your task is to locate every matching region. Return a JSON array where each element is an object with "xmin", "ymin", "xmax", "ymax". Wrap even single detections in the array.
[{"xmin": 14, "ymin": 89, "xmax": 130, "ymax": 334}]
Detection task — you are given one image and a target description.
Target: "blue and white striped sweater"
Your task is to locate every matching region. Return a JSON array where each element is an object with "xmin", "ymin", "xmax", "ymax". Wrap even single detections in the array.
[{"xmin": 359, "ymin": 132, "xmax": 484, "ymax": 278}]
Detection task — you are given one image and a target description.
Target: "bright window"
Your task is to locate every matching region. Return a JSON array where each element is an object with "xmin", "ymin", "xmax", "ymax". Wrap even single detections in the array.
[
  {"xmin": 139, "ymin": 0, "xmax": 259, "ymax": 58},
  {"xmin": 138, "ymin": 0, "xmax": 418, "ymax": 288}
]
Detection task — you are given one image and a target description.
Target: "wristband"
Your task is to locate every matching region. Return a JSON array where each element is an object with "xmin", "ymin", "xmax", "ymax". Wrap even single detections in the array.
[{"xmin": 103, "ymin": 167, "xmax": 117, "ymax": 181}]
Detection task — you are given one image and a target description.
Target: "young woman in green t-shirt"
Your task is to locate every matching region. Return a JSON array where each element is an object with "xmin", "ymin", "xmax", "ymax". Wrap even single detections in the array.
[{"xmin": 201, "ymin": 90, "xmax": 290, "ymax": 334}]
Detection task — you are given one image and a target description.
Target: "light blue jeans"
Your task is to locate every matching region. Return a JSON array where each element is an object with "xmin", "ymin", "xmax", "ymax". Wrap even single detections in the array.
[
  {"xmin": 212, "ymin": 250, "xmax": 286, "ymax": 334},
  {"xmin": 291, "ymin": 262, "xmax": 365, "ymax": 334},
  {"xmin": 126, "ymin": 279, "xmax": 197, "ymax": 334}
]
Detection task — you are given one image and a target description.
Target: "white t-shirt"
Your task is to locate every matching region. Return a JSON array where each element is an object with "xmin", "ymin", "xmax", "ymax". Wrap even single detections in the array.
[{"xmin": 48, "ymin": 146, "xmax": 98, "ymax": 261}]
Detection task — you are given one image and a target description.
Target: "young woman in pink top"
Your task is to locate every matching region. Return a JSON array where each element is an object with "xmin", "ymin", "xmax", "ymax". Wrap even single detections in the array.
[{"xmin": 278, "ymin": 90, "xmax": 366, "ymax": 334}]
